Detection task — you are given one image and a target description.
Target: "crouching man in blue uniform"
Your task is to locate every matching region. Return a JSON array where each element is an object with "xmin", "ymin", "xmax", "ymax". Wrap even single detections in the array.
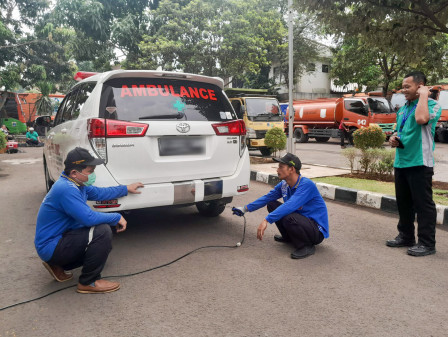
[
  {"xmin": 35, "ymin": 147, "xmax": 143, "ymax": 294},
  {"xmin": 233, "ymin": 153, "xmax": 329, "ymax": 259}
]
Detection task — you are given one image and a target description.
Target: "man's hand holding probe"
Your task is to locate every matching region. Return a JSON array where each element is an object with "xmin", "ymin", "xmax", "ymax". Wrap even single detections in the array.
[
  {"xmin": 116, "ymin": 182, "xmax": 144, "ymax": 233},
  {"xmin": 233, "ymin": 206, "xmax": 268, "ymax": 240}
]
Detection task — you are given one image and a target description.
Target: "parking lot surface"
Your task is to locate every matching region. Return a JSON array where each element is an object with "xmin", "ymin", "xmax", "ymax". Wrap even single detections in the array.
[{"xmin": 1, "ymin": 148, "xmax": 448, "ymax": 337}]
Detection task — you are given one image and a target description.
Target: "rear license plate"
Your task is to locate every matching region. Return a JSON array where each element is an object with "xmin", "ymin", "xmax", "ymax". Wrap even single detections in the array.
[{"xmin": 158, "ymin": 136, "xmax": 205, "ymax": 156}]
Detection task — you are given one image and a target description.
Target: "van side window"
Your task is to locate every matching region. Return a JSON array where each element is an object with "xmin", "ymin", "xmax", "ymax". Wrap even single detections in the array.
[
  {"xmin": 54, "ymin": 93, "xmax": 74, "ymax": 126},
  {"xmin": 71, "ymin": 83, "xmax": 96, "ymax": 120},
  {"xmin": 344, "ymin": 99, "xmax": 367, "ymax": 116}
]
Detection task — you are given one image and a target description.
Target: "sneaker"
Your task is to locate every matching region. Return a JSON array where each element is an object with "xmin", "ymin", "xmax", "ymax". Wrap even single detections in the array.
[
  {"xmin": 42, "ymin": 262, "xmax": 73, "ymax": 282},
  {"xmin": 77, "ymin": 279, "xmax": 120, "ymax": 294},
  {"xmin": 291, "ymin": 245, "xmax": 315, "ymax": 259}
]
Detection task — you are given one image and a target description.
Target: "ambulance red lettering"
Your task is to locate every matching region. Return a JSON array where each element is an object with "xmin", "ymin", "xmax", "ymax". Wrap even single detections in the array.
[
  {"xmin": 189, "ymin": 87, "xmax": 200, "ymax": 99},
  {"xmin": 179, "ymin": 86, "xmax": 191, "ymax": 98},
  {"xmin": 199, "ymin": 88, "xmax": 209, "ymax": 100},
  {"xmin": 208, "ymin": 89, "xmax": 217, "ymax": 101},
  {"xmin": 169, "ymin": 85, "xmax": 180, "ymax": 97},
  {"xmin": 121, "ymin": 85, "xmax": 133, "ymax": 97},
  {"xmin": 157, "ymin": 85, "xmax": 170, "ymax": 97},
  {"xmin": 146, "ymin": 85, "xmax": 158, "ymax": 96},
  {"xmin": 132, "ymin": 85, "xmax": 147, "ymax": 96}
]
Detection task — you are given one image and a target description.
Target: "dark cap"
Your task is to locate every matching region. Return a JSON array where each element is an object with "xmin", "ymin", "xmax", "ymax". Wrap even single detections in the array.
[
  {"xmin": 64, "ymin": 147, "xmax": 104, "ymax": 170},
  {"xmin": 273, "ymin": 153, "xmax": 301, "ymax": 170}
]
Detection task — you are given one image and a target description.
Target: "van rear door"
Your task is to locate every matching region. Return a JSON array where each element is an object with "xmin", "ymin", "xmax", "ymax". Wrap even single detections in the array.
[{"xmin": 90, "ymin": 77, "xmax": 244, "ymax": 186}]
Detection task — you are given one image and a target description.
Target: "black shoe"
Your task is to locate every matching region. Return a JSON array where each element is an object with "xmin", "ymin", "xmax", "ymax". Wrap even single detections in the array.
[
  {"xmin": 386, "ymin": 235, "xmax": 415, "ymax": 248},
  {"xmin": 291, "ymin": 245, "xmax": 315, "ymax": 259},
  {"xmin": 407, "ymin": 244, "xmax": 436, "ymax": 257},
  {"xmin": 274, "ymin": 234, "xmax": 291, "ymax": 243}
]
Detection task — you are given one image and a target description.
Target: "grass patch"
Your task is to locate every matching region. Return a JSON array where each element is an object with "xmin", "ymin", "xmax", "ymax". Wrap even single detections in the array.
[{"xmin": 312, "ymin": 176, "xmax": 448, "ymax": 206}]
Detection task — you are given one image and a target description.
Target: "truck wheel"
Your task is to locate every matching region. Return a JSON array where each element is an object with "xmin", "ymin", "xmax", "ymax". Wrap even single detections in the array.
[
  {"xmin": 44, "ymin": 158, "xmax": 54, "ymax": 192},
  {"xmin": 315, "ymin": 137, "xmax": 330, "ymax": 143},
  {"xmin": 294, "ymin": 128, "xmax": 309, "ymax": 143},
  {"xmin": 196, "ymin": 200, "xmax": 226, "ymax": 217},
  {"xmin": 259, "ymin": 147, "xmax": 272, "ymax": 156},
  {"xmin": 437, "ymin": 128, "xmax": 448, "ymax": 143}
]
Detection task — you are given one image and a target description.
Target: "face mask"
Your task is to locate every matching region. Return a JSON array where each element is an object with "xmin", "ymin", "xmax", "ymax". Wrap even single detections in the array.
[{"xmin": 78, "ymin": 171, "xmax": 96, "ymax": 186}]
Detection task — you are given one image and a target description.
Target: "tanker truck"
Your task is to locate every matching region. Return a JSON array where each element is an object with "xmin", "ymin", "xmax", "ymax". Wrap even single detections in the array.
[{"xmin": 288, "ymin": 93, "xmax": 395, "ymax": 143}]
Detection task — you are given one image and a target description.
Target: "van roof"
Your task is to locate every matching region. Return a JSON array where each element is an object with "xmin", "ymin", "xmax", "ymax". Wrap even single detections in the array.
[{"xmin": 76, "ymin": 70, "xmax": 224, "ymax": 89}]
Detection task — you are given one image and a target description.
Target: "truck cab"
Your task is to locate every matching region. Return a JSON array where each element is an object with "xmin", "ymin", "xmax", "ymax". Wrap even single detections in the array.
[
  {"xmin": 226, "ymin": 88, "xmax": 283, "ymax": 156},
  {"xmin": 343, "ymin": 93, "xmax": 395, "ymax": 138}
]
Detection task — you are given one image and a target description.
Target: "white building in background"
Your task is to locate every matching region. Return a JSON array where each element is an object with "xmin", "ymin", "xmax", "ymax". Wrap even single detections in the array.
[{"xmin": 270, "ymin": 43, "xmax": 339, "ymax": 100}]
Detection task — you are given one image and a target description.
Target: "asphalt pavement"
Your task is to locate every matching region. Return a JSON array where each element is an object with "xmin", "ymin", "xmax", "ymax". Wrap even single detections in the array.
[{"xmin": 1, "ymin": 148, "xmax": 448, "ymax": 337}]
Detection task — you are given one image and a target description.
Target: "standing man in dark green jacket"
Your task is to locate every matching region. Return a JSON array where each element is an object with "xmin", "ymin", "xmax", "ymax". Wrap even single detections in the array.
[{"xmin": 387, "ymin": 71, "xmax": 442, "ymax": 256}]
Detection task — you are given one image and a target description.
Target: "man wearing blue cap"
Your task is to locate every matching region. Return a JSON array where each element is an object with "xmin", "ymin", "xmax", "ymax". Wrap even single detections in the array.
[
  {"xmin": 35, "ymin": 147, "xmax": 143, "ymax": 293},
  {"xmin": 233, "ymin": 153, "xmax": 329, "ymax": 259}
]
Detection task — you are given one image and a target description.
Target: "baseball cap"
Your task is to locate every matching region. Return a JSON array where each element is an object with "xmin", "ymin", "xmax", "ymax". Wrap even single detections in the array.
[
  {"xmin": 29, "ymin": 127, "xmax": 34, "ymax": 131},
  {"xmin": 64, "ymin": 147, "xmax": 105, "ymax": 170},
  {"xmin": 273, "ymin": 153, "xmax": 301, "ymax": 170}
]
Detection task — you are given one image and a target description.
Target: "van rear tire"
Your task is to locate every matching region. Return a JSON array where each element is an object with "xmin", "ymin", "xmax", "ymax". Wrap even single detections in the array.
[
  {"xmin": 44, "ymin": 158, "xmax": 54, "ymax": 192},
  {"xmin": 196, "ymin": 200, "xmax": 226, "ymax": 217},
  {"xmin": 294, "ymin": 128, "xmax": 309, "ymax": 143}
]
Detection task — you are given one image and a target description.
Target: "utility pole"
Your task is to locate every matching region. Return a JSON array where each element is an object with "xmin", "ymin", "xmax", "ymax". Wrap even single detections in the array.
[{"xmin": 287, "ymin": 0, "xmax": 294, "ymax": 153}]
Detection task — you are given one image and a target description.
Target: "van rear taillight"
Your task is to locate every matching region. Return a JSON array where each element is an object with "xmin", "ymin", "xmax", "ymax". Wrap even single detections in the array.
[
  {"xmin": 212, "ymin": 120, "xmax": 247, "ymax": 157},
  {"xmin": 212, "ymin": 120, "xmax": 246, "ymax": 136},
  {"xmin": 88, "ymin": 118, "xmax": 148, "ymax": 138},
  {"xmin": 87, "ymin": 118, "xmax": 149, "ymax": 162}
]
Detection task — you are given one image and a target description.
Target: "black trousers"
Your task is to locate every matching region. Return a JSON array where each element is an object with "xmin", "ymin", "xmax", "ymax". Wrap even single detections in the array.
[
  {"xmin": 394, "ymin": 166, "xmax": 436, "ymax": 248},
  {"xmin": 47, "ymin": 224, "xmax": 113, "ymax": 285},
  {"xmin": 26, "ymin": 139, "xmax": 39, "ymax": 146},
  {"xmin": 267, "ymin": 201, "xmax": 324, "ymax": 249},
  {"xmin": 340, "ymin": 129, "xmax": 353, "ymax": 146}
]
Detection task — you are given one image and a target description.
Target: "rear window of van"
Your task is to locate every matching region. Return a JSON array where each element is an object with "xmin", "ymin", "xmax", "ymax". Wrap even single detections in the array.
[{"xmin": 99, "ymin": 78, "xmax": 236, "ymax": 122}]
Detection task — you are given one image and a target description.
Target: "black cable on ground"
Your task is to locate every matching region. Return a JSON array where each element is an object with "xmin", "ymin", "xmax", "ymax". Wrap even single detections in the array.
[{"xmin": 0, "ymin": 216, "xmax": 246, "ymax": 312}]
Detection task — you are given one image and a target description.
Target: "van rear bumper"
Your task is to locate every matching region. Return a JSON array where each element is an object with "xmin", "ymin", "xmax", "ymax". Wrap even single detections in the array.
[{"xmin": 89, "ymin": 150, "xmax": 250, "ymax": 212}]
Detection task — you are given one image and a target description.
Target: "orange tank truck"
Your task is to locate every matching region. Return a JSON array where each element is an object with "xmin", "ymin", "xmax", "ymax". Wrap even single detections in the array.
[{"xmin": 288, "ymin": 93, "xmax": 395, "ymax": 143}]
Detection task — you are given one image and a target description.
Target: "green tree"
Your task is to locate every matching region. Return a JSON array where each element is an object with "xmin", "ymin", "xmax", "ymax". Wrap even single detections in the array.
[
  {"xmin": 297, "ymin": 0, "xmax": 448, "ymax": 92},
  {"xmin": 132, "ymin": 0, "xmax": 286, "ymax": 84}
]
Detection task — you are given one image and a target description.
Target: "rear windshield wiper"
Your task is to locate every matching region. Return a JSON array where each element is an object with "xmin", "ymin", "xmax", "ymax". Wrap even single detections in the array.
[{"xmin": 139, "ymin": 113, "xmax": 185, "ymax": 120}]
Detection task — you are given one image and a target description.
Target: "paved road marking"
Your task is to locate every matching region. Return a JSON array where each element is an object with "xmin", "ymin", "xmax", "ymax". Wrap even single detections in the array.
[{"xmin": 2, "ymin": 158, "xmax": 43, "ymax": 165}]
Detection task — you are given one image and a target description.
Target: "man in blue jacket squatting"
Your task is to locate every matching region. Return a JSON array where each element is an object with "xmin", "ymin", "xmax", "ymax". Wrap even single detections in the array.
[
  {"xmin": 233, "ymin": 153, "xmax": 329, "ymax": 259},
  {"xmin": 35, "ymin": 147, "xmax": 143, "ymax": 294}
]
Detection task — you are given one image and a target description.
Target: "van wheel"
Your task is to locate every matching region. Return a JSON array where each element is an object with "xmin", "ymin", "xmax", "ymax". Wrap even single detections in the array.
[
  {"xmin": 44, "ymin": 159, "xmax": 54, "ymax": 192},
  {"xmin": 294, "ymin": 128, "xmax": 309, "ymax": 143},
  {"xmin": 315, "ymin": 137, "xmax": 330, "ymax": 143},
  {"xmin": 259, "ymin": 147, "xmax": 272, "ymax": 156},
  {"xmin": 196, "ymin": 200, "xmax": 226, "ymax": 217}
]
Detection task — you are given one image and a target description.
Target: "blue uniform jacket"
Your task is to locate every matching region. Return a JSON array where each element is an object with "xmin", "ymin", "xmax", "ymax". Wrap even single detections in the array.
[
  {"xmin": 35, "ymin": 173, "xmax": 128, "ymax": 262},
  {"xmin": 246, "ymin": 176, "xmax": 329, "ymax": 238}
]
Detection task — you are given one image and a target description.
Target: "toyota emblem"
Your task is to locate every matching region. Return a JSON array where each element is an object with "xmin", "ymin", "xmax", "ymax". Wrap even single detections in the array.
[{"xmin": 176, "ymin": 122, "xmax": 190, "ymax": 133}]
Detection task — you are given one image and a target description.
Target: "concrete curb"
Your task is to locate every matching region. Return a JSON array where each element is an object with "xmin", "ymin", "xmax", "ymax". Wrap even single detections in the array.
[{"xmin": 250, "ymin": 170, "xmax": 448, "ymax": 226}]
